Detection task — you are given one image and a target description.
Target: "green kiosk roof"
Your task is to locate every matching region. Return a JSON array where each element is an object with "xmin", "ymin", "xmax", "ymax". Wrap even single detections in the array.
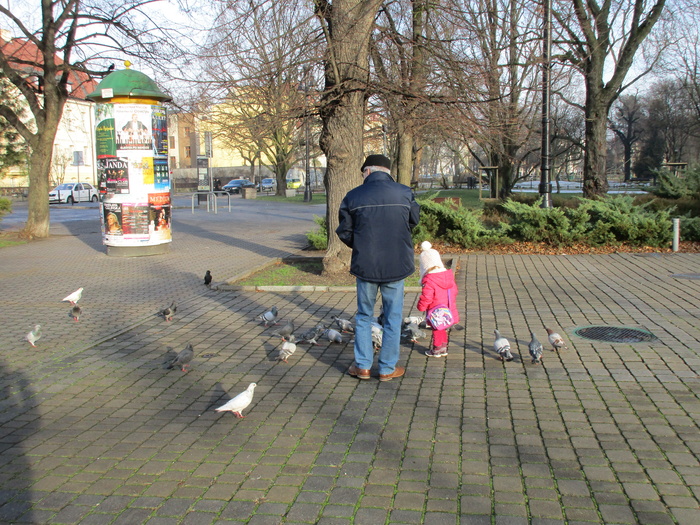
[{"xmin": 87, "ymin": 62, "xmax": 172, "ymax": 102}]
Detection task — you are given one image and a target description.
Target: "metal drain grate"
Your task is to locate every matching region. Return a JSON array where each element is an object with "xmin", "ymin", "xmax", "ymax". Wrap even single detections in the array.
[
  {"xmin": 671, "ymin": 274, "xmax": 700, "ymax": 280},
  {"xmin": 573, "ymin": 326, "xmax": 658, "ymax": 343}
]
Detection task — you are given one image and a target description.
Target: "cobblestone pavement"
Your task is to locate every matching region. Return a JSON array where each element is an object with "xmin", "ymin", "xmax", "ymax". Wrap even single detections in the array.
[{"xmin": 1, "ymin": 196, "xmax": 699, "ymax": 524}]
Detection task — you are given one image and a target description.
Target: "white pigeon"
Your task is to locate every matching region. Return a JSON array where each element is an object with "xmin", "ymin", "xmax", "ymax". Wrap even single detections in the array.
[
  {"xmin": 332, "ymin": 316, "xmax": 355, "ymax": 333},
  {"xmin": 546, "ymin": 327, "xmax": 568, "ymax": 352},
  {"xmin": 493, "ymin": 329, "xmax": 514, "ymax": 362},
  {"xmin": 404, "ymin": 315, "xmax": 425, "ymax": 327},
  {"xmin": 62, "ymin": 287, "xmax": 83, "ymax": 305},
  {"xmin": 215, "ymin": 383, "xmax": 257, "ymax": 418},
  {"xmin": 26, "ymin": 324, "xmax": 42, "ymax": 347},
  {"xmin": 277, "ymin": 336, "xmax": 297, "ymax": 363},
  {"xmin": 529, "ymin": 332, "xmax": 543, "ymax": 364},
  {"xmin": 258, "ymin": 306, "xmax": 278, "ymax": 327},
  {"xmin": 372, "ymin": 327, "xmax": 383, "ymax": 354}
]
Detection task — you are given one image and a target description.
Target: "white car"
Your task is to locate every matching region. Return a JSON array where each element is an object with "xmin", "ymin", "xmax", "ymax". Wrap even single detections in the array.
[{"xmin": 49, "ymin": 183, "xmax": 99, "ymax": 204}]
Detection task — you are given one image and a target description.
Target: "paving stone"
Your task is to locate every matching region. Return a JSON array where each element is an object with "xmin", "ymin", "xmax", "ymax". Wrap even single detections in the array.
[{"xmin": 2, "ymin": 207, "xmax": 700, "ymax": 525}]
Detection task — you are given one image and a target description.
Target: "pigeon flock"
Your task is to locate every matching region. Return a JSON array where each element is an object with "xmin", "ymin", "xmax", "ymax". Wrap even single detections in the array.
[{"xmin": 26, "ymin": 278, "xmax": 569, "ymax": 423}]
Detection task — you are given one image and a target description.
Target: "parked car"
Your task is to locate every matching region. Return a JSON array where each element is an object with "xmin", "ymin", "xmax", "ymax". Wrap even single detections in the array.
[
  {"xmin": 286, "ymin": 178, "xmax": 303, "ymax": 189},
  {"xmin": 258, "ymin": 178, "xmax": 276, "ymax": 192},
  {"xmin": 222, "ymin": 179, "xmax": 256, "ymax": 194},
  {"xmin": 49, "ymin": 182, "xmax": 99, "ymax": 204}
]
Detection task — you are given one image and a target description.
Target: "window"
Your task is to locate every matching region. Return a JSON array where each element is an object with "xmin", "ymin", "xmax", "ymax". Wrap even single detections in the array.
[
  {"xmin": 169, "ymin": 136, "xmax": 175, "ymax": 148},
  {"xmin": 184, "ymin": 127, "xmax": 191, "ymax": 136},
  {"xmin": 185, "ymin": 146, "xmax": 191, "ymax": 159}
]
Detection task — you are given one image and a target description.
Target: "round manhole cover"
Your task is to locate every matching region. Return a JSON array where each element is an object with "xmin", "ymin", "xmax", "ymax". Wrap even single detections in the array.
[{"xmin": 573, "ymin": 326, "xmax": 658, "ymax": 343}]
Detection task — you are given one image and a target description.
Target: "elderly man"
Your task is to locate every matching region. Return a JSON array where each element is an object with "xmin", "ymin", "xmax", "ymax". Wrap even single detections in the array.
[{"xmin": 336, "ymin": 154, "xmax": 420, "ymax": 381}]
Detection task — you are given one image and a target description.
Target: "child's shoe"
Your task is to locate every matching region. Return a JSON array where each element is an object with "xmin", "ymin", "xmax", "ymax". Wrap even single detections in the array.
[{"xmin": 425, "ymin": 346, "xmax": 448, "ymax": 358}]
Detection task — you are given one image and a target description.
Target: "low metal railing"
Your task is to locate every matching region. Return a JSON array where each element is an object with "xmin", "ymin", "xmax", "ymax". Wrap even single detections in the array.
[{"xmin": 191, "ymin": 191, "xmax": 232, "ymax": 214}]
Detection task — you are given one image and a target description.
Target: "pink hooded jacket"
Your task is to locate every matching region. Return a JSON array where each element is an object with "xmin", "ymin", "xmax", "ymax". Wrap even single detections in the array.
[{"xmin": 416, "ymin": 269, "xmax": 460, "ymax": 325}]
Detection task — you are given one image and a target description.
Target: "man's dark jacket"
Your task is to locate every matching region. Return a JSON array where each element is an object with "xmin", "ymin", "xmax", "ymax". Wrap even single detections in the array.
[{"xmin": 336, "ymin": 171, "xmax": 420, "ymax": 283}]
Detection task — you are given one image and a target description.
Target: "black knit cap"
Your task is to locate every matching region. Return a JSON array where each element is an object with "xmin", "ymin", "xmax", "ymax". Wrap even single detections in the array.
[{"xmin": 361, "ymin": 154, "xmax": 391, "ymax": 172}]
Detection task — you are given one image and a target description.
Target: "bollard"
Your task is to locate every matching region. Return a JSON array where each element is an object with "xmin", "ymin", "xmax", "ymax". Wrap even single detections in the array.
[{"xmin": 672, "ymin": 218, "xmax": 680, "ymax": 252}]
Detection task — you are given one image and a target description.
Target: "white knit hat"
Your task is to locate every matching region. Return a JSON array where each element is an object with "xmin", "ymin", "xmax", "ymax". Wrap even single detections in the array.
[{"xmin": 419, "ymin": 241, "xmax": 445, "ymax": 279}]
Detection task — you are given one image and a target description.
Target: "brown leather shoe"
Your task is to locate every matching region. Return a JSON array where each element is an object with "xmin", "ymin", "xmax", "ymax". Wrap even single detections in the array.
[
  {"xmin": 379, "ymin": 366, "xmax": 405, "ymax": 382},
  {"xmin": 348, "ymin": 364, "xmax": 370, "ymax": 380}
]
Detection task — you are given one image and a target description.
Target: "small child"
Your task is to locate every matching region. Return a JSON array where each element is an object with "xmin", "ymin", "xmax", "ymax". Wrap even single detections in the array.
[{"xmin": 416, "ymin": 241, "xmax": 459, "ymax": 357}]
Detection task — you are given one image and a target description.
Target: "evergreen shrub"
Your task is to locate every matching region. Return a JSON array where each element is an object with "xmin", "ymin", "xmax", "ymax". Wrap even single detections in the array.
[
  {"xmin": 649, "ymin": 165, "xmax": 700, "ymax": 199},
  {"xmin": 306, "ymin": 215, "xmax": 328, "ymax": 250},
  {"xmin": 583, "ymin": 196, "xmax": 672, "ymax": 246},
  {"xmin": 680, "ymin": 216, "xmax": 700, "ymax": 241},
  {"xmin": 0, "ymin": 197, "xmax": 11, "ymax": 217},
  {"xmin": 412, "ymin": 197, "xmax": 508, "ymax": 248}
]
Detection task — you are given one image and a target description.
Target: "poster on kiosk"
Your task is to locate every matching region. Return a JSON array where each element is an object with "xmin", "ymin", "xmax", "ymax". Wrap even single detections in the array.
[{"xmin": 95, "ymin": 102, "xmax": 171, "ymax": 249}]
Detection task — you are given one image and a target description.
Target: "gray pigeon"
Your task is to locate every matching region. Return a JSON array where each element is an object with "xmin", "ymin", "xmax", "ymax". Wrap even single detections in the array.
[
  {"xmin": 161, "ymin": 301, "xmax": 177, "ymax": 322},
  {"xmin": 297, "ymin": 325, "xmax": 325, "ymax": 345},
  {"xmin": 71, "ymin": 305, "xmax": 82, "ymax": 322},
  {"xmin": 62, "ymin": 287, "xmax": 83, "ymax": 305},
  {"xmin": 402, "ymin": 321, "xmax": 426, "ymax": 343},
  {"xmin": 204, "ymin": 270, "xmax": 212, "ymax": 288},
  {"xmin": 258, "ymin": 306, "xmax": 278, "ymax": 327},
  {"xmin": 332, "ymin": 315, "xmax": 355, "ymax": 333},
  {"xmin": 215, "ymin": 383, "xmax": 257, "ymax": 418},
  {"xmin": 546, "ymin": 327, "xmax": 568, "ymax": 351},
  {"xmin": 323, "ymin": 328, "xmax": 343, "ymax": 343},
  {"xmin": 277, "ymin": 336, "xmax": 297, "ymax": 363},
  {"xmin": 529, "ymin": 332, "xmax": 543, "ymax": 364},
  {"xmin": 167, "ymin": 343, "xmax": 194, "ymax": 372},
  {"xmin": 25, "ymin": 324, "xmax": 42, "ymax": 347},
  {"xmin": 271, "ymin": 319, "xmax": 294, "ymax": 340},
  {"xmin": 493, "ymin": 329, "xmax": 513, "ymax": 362}
]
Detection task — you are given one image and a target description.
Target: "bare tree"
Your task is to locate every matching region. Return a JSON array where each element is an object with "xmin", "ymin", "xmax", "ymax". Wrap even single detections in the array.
[
  {"xmin": 609, "ymin": 94, "xmax": 645, "ymax": 182},
  {"xmin": 199, "ymin": 1, "xmax": 318, "ymax": 195},
  {"xmin": 50, "ymin": 148, "xmax": 72, "ymax": 186},
  {"xmin": 435, "ymin": 0, "xmax": 542, "ymax": 198},
  {"xmin": 0, "ymin": 0, "xmax": 184, "ymax": 238},
  {"xmin": 553, "ymin": 0, "xmax": 670, "ymax": 197},
  {"xmin": 646, "ymin": 80, "xmax": 696, "ymax": 163}
]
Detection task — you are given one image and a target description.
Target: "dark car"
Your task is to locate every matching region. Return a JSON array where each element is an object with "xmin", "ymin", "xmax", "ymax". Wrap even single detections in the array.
[{"xmin": 222, "ymin": 179, "xmax": 256, "ymax": 194}]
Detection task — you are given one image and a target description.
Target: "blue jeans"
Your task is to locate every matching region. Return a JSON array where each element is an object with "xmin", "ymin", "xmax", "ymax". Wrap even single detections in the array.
[{"xmin": 354, "ymin": 278, "xmax": 404, "ymax": 375}]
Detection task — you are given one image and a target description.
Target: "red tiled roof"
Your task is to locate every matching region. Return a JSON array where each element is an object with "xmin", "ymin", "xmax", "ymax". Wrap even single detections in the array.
[{"xmin": 1, "ymin": 37, "xmax": 98, "ymax": 100}]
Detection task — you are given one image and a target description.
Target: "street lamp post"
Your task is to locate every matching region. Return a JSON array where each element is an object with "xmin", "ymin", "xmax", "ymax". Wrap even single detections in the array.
[
  {"xmin": 539, "ymin": 0, "xmax": 553, "ymax": 208},
  {"xmin": 302, "ymin": 70, "xmax": 312, "ymax": 203}
]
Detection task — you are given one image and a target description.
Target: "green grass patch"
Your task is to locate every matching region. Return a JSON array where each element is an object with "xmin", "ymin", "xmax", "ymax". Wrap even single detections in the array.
[
  {"xmin": 256, "ymin": 192, "xmax": 326, "ymax": 204},
  {"xmin": 235, "ymin": 257, "xmax": 424, "ymax": 287},
  {"xmin": 0, "ymin": 234, "xmax": 26, "ymax": 248}
]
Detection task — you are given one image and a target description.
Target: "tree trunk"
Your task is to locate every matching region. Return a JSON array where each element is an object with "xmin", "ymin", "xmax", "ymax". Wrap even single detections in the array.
[
  {"xmin": 22, "ymin": 100, "xmax": 63, "ymax": 239},
  {"xmin": 316, "ymin": 0, "xmax": 383, "ymax": 276},
  {"xmin": 23, "ymin": 142, "xmax": 53, "ymax": 238},
  {"xmin": 396, "ymin": 121, "xmax": 413, "ymax": 186},
  {"xmin": 583, "ymin": 101, "xmax": 610, "ymax": 197}
]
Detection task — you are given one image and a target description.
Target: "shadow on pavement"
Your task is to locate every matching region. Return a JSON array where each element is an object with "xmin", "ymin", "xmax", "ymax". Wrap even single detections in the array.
[{"xmin": 0, "ymin": 359, "xmax": 37, "ymax": 523}]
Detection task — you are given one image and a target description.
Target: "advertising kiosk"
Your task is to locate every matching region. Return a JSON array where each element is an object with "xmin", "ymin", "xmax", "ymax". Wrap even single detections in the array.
[{"xmin": 86, "ymin": 62, "xmax": 173, "ymax": 256}]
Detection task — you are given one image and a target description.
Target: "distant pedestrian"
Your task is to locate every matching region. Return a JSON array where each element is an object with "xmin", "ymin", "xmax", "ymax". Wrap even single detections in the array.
[
  {"xmin": 336, "ymin": 154, "xmax": 420, "ymax": 381},
  {"xmin": 417, "ymin": 241, "xmax": 459, "ymax": 357}
]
